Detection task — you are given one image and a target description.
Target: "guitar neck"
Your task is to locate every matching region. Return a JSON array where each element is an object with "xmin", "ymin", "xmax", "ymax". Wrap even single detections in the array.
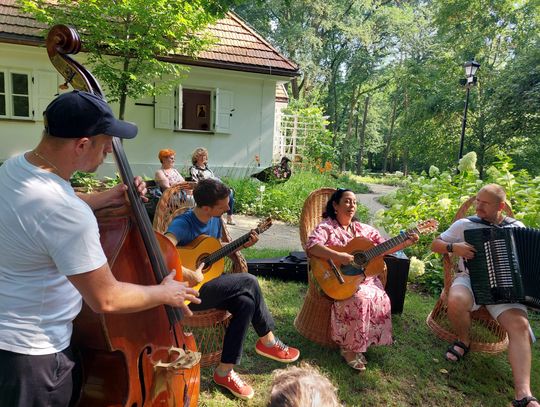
[
  {"xmin": 203, "ymin": 231, "xmax": 253, "ymax": 266},
  {"xmin": 363, "ymin": 227, "xmax": 418, "ymax": 261}
]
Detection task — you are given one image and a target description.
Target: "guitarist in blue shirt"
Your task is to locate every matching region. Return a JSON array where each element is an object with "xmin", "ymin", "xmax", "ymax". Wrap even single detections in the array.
[{"xmin": 165, "ymin": 178, "xmax": 300, "ymax": 400}]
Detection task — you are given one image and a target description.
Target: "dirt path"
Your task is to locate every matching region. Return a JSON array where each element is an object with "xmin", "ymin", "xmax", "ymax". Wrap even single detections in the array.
[{"xmin": 228, "ymin": 183, "xmax": 397, "ymax": 250}]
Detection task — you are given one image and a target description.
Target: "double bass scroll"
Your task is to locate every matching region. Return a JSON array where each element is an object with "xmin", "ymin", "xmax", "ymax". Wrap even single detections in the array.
[{"xmin": 46, "ymin": 24, "xmax": 201, "ymax": 406}]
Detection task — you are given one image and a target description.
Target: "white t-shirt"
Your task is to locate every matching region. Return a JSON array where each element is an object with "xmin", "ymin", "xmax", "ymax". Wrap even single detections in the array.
[
  {"xmin": 0, "ymin": 154, "xmax": 107, "ymax": 355},
  {"xmin": 440, "ymin": 217, "xmax": 525, "ymax": 274}
]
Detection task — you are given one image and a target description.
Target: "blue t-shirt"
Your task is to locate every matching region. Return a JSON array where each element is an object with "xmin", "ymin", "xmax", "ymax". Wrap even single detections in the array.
[{"xmin": 167, "ymin": 209, "xmax": 222, "ymax": 245}]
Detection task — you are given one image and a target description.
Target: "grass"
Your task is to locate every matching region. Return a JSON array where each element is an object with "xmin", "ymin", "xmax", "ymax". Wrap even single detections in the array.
[{"xmin": 197, "ymin": 248, "xmax": 540, "ymax": 407}]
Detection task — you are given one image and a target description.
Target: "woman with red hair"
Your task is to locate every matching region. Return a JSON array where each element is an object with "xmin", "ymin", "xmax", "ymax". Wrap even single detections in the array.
[{"xmin": 155, "ymin": 149, "xmax": 185, "ymax": 191}]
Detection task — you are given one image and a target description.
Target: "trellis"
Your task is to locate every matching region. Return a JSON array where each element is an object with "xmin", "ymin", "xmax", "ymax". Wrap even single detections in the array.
[{"xmin": 273, "ymin": 113, "xmax": 327, "ymax": 163}]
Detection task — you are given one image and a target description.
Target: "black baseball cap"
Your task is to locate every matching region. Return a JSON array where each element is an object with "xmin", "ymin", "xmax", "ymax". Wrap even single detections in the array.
[{"xmin": 44, "ymin": 90, "xmax": 138, "ymax": 139}]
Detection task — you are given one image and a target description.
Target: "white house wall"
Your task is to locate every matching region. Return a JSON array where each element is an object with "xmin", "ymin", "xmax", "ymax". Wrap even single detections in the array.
[
  {"xmin": 0, "ymin": 42, "xmax": 288, "ymax": 180},
  {"xmin": 0, "ymin": 43, "xmax": 61, "ymax": 160},
  {"xmin": 121, "ymin": 66, "xmax": 281, "ymax": 180}
]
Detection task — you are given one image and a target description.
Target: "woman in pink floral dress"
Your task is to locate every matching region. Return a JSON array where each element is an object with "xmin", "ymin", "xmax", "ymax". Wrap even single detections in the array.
[{"xmin": 305, "ymin": 189, "xmax": 417, "ymax": 371}]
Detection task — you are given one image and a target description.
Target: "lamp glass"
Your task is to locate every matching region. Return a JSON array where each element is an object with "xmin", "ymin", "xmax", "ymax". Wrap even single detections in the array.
[{"xmin": 463, "ymin": 60, "xmax": 480, "ymax": 77}]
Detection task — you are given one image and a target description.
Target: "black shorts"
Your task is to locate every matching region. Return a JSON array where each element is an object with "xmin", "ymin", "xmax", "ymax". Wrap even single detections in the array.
[{"xmin": 0, "ymin": 346, "xmax": 76, "ymax": 407}]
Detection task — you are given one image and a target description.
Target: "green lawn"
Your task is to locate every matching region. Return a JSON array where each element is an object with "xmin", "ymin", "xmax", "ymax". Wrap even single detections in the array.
[{"xmin": 196, "ymin": 249, "xmax": 540, "ymax": 407}]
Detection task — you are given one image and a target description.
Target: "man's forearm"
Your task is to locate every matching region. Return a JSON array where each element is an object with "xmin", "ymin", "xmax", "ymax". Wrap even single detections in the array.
[
  {"xmin": 432, "ymin": 238, "xmax": 451, "ymax": 254},
  {"xmin": 77, "ymin": 191, "xmax": 109, "ymax": 211}
]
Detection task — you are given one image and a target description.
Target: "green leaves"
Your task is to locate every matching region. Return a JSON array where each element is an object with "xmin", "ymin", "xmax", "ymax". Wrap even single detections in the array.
[
  {"xmin": 20, "ymin": 0, "xmax": 235, "ymax": 117},
  {"xmin": 375, "ymin": 153, "xmax": 540, "ymax": 291}
]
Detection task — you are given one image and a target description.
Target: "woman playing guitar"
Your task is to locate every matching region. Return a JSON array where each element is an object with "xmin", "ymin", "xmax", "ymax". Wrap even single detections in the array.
[{"xmin": 305, "ymin": 188, "xmax": 419, "ymax": 371}]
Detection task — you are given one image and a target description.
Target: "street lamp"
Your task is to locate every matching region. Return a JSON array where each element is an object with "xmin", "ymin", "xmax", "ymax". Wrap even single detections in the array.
[{"xmin": 458, "ymin": 59, "xmax": 480, "ymax": 161}]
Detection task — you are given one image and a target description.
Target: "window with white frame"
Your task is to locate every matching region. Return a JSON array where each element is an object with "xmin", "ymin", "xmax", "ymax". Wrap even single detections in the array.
[
  {"xmin": 154, "ymin": 85, "xmax": 234, "ymax": 133},
  {"xmin": 0, "ymin": 68, "xmax": 60, "ymax": 121},
  {"xmin": 0, "ymin": 70, "xmax": 31, "ymax": 119}
]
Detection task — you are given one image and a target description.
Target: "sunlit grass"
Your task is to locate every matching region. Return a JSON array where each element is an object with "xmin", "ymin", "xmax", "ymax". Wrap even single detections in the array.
[{"xmin": 196, "ymin": 249, "xmax": 540, "ymax": 406}]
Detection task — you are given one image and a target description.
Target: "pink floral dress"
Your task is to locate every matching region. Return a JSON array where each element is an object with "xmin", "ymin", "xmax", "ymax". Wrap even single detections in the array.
[{"xmin": 306, "ymin": 218, "xmax": 393, "ymax": 353}]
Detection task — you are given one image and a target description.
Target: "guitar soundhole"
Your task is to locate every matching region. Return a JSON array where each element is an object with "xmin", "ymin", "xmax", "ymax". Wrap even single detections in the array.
[
  {"xmin": 340, "ymin": 251, "xmax": 367, "ymax": 277},
  {"xmin": 198, "ymin": 255, "xmax": 211, "ymax": 272},
  {"xmin": 353, "ymin": 252, "xmax": 369, "ymax": 268}
]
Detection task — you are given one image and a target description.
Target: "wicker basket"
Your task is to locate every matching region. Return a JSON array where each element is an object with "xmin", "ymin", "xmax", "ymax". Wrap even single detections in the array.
[
  {"xmin": 294, "ymin": 275, "xmax": 338, "ymax": 348},
  {"xmin": 425, "ymin": 196, "xmax": 512, "ymax": 354},
  {"xmin": 153, "ymin": 183, "xmax": 247, "ymax": 367}
]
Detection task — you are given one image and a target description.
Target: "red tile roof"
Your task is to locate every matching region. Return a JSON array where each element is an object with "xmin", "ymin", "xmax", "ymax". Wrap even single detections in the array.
[{"xmin": 0, "ymin": 0, "xmax": 299, "ymax": 77}]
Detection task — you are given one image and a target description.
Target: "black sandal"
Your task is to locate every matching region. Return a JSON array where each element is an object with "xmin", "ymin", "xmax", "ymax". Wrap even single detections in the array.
[
  {"xmin": 444, "ymin": 340, "xmax": 469, "ymax": 362},
  {"xmin": 512, "ymin": 396, "xmax": 538, "ymax": 407}
]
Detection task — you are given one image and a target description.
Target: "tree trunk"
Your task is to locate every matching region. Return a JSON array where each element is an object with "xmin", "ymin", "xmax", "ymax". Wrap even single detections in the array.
[
  {"xmin": 118, "ymin": 57, "xmax": 130, "ymax": 120},
  {"xmin": 356, "ymin": 96, "xmax": 370, "ymax": 175},
  {"xmin": 402, "ymin": 148, "xmax": 409, "ymax": 176},
  {"xmin": 340, "ymin": 85, "xmax": 359, "ymax": 171},
  {"xmin": 382, "ymin": 98, "xmax": 397, "ymax": 174},
  {"xmin": 290, "ymin": 77, "xmax": 300, "ymax": 100}
]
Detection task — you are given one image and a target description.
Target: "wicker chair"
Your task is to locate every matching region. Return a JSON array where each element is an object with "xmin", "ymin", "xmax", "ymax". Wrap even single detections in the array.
[
  {"xmin": 294, "ymin": 188, "xmax": 388, "ymax": 347},
  {"xmin": 426, "ymin": 196, "xmax": 511, "ymax": 354},
  {"xmin": 153, "ymin": 183, "xmax": 248, "ymax": 367}
]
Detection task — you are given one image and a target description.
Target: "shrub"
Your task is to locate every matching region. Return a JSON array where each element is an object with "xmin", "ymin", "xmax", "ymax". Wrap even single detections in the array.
[
  {"xmin": 225, "ymin": 169, "xmax": 370, "ymax": 224},
  {"xmin": 375, "ymin": 152, "xmax": 540, "ymax": 292}
]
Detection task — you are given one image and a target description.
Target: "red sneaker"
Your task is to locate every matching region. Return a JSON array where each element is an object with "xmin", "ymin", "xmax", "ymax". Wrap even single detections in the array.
[
  {"xmin": 255, "ymin": 338, "xmax": 300, "ymax": 363},
  {"xmin": 213, "ymin": 369, "xmax": 254, "ymax": 400}
]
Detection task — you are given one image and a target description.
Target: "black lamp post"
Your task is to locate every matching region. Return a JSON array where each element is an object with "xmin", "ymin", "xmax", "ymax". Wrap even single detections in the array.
[{"xmin": 458, "ymin": 59, "xmax": 480, "ymax": 161}]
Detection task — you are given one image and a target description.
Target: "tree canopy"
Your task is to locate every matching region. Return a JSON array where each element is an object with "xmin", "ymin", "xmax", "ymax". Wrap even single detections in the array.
[
  {"xmin": 235, "ymin": 0, "xmax": 540, "ymax": 176},
  {"xmin": 22, "ymin": 0, "xmax": 241, "ymax": 118}
]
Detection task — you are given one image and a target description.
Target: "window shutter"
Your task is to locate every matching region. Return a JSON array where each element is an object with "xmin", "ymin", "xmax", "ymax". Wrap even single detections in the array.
[
  {"xmin": 33, "ymin": 71, "xmax": 59, "ymax": 121},
  {"xmin": 215, "ymin": 88, "xmax": 233, "ymax": 133},
  {"xmin": 154, "ymin": 87, "xmax": 177, "ymax": 130},
  {"xmin": 176, "ymin": 86, "xmax": 183, "ymax": 129}
]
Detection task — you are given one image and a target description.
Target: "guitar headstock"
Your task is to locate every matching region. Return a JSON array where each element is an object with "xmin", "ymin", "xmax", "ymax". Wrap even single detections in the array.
[
  {"xmin": 412, "ymin": 219, "xmax": 439, "ymax": 235},
  {"xmin": 255, "ymin": 217, "xmax": 273, "ymax": 234}
]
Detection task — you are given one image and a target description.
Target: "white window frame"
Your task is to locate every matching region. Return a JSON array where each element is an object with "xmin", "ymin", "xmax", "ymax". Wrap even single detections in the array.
[
  {"xmin": 154, "ymin": 85, "xmax": 234, "ymax": 134},
  {"xmin": 0, "ymin": 68, "xmax": 60, "ymax": 121},
  {"xmin": 0, "ymin": 68, "xmax": 32, "ymax": 120}
]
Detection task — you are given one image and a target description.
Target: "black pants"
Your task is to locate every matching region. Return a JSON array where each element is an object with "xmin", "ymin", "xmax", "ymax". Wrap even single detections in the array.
[
  {"xmin": 0, "ymin": 347, "xmax": 76, "ymax": 407},
  {"xmin": 189, "ymin": 273, "xmax": 275, "ymax": 364}
]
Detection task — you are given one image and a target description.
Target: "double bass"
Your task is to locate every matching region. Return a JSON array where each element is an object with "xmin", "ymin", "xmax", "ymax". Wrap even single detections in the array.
[{"xmin": 45, "ymin": 25, "xmax": 201, "ymax": 406}]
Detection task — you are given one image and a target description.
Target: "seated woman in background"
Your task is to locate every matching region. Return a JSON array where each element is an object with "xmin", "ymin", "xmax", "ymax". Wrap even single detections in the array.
[
  {"xmin": 155, "ymin": 149, "xmax": 185, "ymax": 191},
  {"xmin": 305, "ymin": 188, "xmax": 417, "ymax": 371},
  {"xmin": 189, "ymin": 147, "xmax": 236, "ymax": 225}
]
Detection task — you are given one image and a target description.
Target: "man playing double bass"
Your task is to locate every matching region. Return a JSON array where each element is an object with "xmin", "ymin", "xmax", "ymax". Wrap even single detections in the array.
[{"xmin": 0, "ymin": 90, "xmax": 201, "ymax": 407}]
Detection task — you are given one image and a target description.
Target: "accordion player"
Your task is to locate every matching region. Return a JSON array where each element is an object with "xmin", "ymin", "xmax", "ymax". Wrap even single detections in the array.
[{"xmin": 464, "ymin": 227, "xmax": 540, "ymax": 311}]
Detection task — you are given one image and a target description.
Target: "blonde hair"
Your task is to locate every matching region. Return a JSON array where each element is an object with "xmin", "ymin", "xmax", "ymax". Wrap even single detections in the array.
[
  {"xmin": 191, "ymin": 147, "xmax": 208, "ymax": 165},
  {"xmin": 268, "ymin": 363, "xmax": 341, "ymax": 407},
  {"xmin": 158, "ymin": 148, "xmax": 175, "ymax": 163}
]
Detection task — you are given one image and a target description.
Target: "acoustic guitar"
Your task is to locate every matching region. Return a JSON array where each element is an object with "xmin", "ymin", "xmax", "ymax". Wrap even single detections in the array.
[
  {"xmin": 311, "ymin": 219, "xmax": 438, "ymax": 300},
  {"xmin": 177, "ymin": 218, "xmax": 272, "ymax": 297}
]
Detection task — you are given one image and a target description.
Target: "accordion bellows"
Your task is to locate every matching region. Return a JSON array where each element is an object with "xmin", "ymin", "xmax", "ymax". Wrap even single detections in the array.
[{"xmin": 464, "ymin": 227, "xmax": 540, "ymax": 311}]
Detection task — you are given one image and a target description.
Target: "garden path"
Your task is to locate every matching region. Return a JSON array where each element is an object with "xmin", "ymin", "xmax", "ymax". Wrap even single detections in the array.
[{"xmin": 228, "ymin": 183, "xmax": 397, "ymax": 250}]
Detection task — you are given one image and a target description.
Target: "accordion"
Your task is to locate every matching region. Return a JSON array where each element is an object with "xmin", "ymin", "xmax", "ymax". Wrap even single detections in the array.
[{"xmin": 464, "ymin": 227, "xmax": 540, "ymax": 311}]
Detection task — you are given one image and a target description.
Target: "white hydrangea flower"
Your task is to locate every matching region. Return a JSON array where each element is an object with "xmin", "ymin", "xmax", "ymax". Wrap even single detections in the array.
[
  {"xmin": 458, "ymin": 151, "xmax": 477, "ymax": 172},
  {"xmin": 409, "ymin": 256, "xmax": 425, "ymax": 279},
  {"xmin": 437, "ymin": 198, "xmax": 452, "ymax": 210},
  {"xmin": 395, "ymin": 171, "xmax": 404, "ymax": 177},
  {"xmin": 486, "ymin": 166, "xmax": 500, "ymax": 179},
  {"xmin": 429, "ymin": 165, "xmax": 440, "ymax": 177}
]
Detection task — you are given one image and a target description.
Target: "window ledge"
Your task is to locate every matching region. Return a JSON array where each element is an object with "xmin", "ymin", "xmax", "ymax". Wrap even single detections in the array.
[
  {"xmin": 0, "ymin": 117, "xmax": 35, "ymax": 123},
  {"xmin": 174, "ymin": 129, "xmax": 215, "ymax": 135}
]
